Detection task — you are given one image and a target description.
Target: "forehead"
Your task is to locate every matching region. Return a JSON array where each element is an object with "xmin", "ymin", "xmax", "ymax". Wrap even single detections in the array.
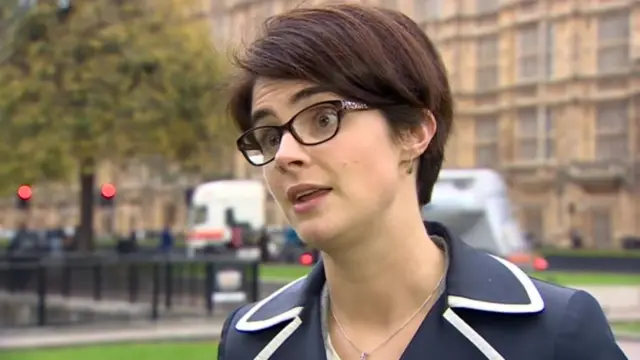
[
  {"xmin": 251, "ymin": 78, "xmax": 340, "ymax": 125},
  {"xmin": 252, "ymin": 78, "xmax": 314, "ymax": 106}
]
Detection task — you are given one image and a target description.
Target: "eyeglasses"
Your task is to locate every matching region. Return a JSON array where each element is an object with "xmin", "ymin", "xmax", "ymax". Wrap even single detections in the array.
[{"xmin": 236, "ymin": 99, "xmax": 370, "ymax": 166}]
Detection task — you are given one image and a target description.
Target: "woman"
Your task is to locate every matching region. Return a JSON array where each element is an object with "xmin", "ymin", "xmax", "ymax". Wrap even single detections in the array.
[{"xmin": 219, "ymin": 4, "xmax": 625, "ymax": 360}]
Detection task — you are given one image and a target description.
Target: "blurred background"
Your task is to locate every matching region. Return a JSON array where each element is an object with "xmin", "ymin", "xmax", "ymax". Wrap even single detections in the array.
[{"xmin": 0, "ymin": 0, "xmax": 639, "ymax": 359}]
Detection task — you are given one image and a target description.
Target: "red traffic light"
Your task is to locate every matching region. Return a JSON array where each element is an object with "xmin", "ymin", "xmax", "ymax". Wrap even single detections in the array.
[
  {"xmin": 533, "ymin": 257, "xmax": 549, "ymax": 272},
  {"xmin": 101, "ymin": 183, "xmax": 116, "ymax": 198},
  {"xmin": 299, "ymin": 252, "xmax": 314, "ymax": 266},
  {"xmin": 17, "ymin": 185, "xmax": 32, "ymax": 200}
]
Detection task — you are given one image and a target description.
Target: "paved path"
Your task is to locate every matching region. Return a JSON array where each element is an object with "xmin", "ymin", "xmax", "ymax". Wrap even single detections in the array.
[
  {"xmin": 571, "ymin": 285, "xmax": 640, "ymax": 322},
  {"xmin": 0, "ymin": 319, "xmax": 225, "ymax": 350}
]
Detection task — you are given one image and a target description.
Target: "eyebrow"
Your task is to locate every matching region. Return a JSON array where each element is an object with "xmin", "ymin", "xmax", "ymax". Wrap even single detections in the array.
[{"xmin": 250, "ymin": 85, "xmax": 333, "ymax": 126}]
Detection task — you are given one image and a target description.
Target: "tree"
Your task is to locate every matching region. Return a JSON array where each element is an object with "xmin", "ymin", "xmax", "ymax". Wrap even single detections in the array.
[{"xmin": 0, "ymin": 0, "xmax": 233, "ymax": 250}]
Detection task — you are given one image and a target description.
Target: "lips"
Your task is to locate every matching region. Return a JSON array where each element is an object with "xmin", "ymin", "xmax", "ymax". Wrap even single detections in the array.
[
  {"xmin": 286, "ymin": 184, "xmax": 332, "ymax": 204},
  {"xmin": 295, "ymin": 189, "xmax": 331, "ymax": 203}
]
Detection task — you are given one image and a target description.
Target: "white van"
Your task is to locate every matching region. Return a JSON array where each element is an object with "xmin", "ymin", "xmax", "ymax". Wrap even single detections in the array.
[
  {"xmin": 186, "ymin": 180, "xmax": 266, "ymax": 254},
  {"xmin": 423, "ymin": 169, "xmax": 546, "ymax": 270}
]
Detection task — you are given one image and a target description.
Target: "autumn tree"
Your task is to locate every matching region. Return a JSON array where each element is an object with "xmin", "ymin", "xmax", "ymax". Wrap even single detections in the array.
[{"xmin": 0, "ymin": 0, "xmax": 232, "ymax": 250}]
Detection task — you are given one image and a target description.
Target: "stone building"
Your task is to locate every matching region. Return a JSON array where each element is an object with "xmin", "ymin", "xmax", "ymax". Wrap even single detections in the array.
[
  {"xmin": 213, "ymin": 0, "xmax": 640, "ymax": 248},
  {"xmin": 2, "ymin": 0, "xmax": 638, "ymax": 247}
]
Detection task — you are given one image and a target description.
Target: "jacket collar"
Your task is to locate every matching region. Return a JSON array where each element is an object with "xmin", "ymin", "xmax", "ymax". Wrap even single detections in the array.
[{"xmin": 236, "ymin": 221, "xmax": 544, "ymax": 332}]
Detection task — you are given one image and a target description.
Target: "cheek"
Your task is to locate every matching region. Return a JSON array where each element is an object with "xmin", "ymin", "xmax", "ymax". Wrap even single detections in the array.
[
  {"xmin": 332, "ymin": 132, "xmax": 400, "ymax": 198},
  {"xmin": 263, "ymin": 167, "xmax": 286, "ymax": 206}
]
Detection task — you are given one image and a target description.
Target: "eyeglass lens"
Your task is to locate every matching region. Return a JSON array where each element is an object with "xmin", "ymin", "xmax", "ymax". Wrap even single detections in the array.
[{"xmin": 242, "ymin": 102, "xmax": 342, "ymax": 165}]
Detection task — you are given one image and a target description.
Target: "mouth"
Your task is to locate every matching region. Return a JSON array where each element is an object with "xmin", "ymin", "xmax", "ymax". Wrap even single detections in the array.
[
  {"xmin": 286, "ymin": 185, "xmax": 333, "ymax": 205},
  {"xmin": 293, "ymin": 188, "xmax": 332, "ymax": 204}
]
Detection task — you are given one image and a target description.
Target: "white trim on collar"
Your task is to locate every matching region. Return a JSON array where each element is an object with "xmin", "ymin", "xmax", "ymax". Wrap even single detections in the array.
[
  {"xmin": 447, "ymin": 255, "xmax": 544, "ymax": 313},
  {"xmin": 236, "ymin": 254, "xmax": 545, "ymax": 332},
  {"xmin": 235, "ymin": 276, "xmax": 305, "ymax": 332}
]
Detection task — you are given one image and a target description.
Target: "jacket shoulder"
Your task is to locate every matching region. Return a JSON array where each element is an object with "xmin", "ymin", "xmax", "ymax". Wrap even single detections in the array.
[
  {"xmin": 550, "ymin": 287, "xmax": 625, "ymax": 358},
  {"xmin": 529, "ymin": 279, "xmax": 625, "ymax": 359},
  {"xmin": 529, "ymin": 277, "xmax": 591, "ymax": 323}
]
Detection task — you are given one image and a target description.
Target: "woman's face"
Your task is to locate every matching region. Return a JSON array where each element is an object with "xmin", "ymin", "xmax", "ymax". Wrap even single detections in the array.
[{"xmin": 251, "ymin": 78, "xmax": 425, "ymax": 248}]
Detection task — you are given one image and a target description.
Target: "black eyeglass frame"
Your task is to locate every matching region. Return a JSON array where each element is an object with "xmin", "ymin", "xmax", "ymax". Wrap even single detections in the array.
[{"xmin": 236, "ymin": 99, "xmax": 370, "ymax": 167}]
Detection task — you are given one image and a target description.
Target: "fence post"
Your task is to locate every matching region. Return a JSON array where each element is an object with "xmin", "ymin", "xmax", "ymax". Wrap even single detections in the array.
[
  {"xmin": 151, "ymin": 262, "xmax": 160, "ymax": 321},
  {"xmin": 188, "ymin": 263, "xmax": 197, "ymax": 299},
  {"xmin": 128, "ymin": 264, "xmax": 138, "ymax": 303},
  {"xmin": 61, "ymin": 265, "xmax": 71, "ymax": 297},
  {"xmin": 205, "ymin": 262, "xmax": 214, "ymax": 316},
  {"xmin": 164, "ymin": 261, "xmax": 173, "ymax": 310},
  {"xmin": 92, "ymin": 264, "xmax": 102, "ymax": 301},
  {"xmin": 250, "ymin": 261, "xmax": 260, "ymax": 302},
  {"xmin": 36, "ymin": 264, "xmax": 47, "ymax": 326}
]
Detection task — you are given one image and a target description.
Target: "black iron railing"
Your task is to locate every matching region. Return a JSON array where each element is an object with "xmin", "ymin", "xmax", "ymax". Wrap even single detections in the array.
[{"xmin": 0, "ymin": 253, "xmax": 259, "ymax": 328}]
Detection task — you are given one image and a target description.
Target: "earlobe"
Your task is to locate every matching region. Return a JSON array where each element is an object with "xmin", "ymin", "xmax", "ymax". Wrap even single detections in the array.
[{"xmin": 400, "ymin": 159, "xmax": 414, "ymax": 174}]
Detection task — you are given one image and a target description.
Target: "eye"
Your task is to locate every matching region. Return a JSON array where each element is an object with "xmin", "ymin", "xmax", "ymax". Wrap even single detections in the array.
[
  {"xmin": 312, "ymin": 107, "xmax": 339, "ymax": 128},
  {"xmin": 261, "ymin": 133, "xmax": 280, "ymax": 147},
  {"xmin": 255, "ymin": 128, "xmax": 280, "ymax": 149}
]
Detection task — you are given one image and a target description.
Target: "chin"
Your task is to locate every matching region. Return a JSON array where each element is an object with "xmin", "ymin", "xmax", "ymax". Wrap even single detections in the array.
[
  {"xmin": 294, "ymin": 223, "xmax": 330, "ymax": 247},
  {"xmin": 291, "ymin": 215, "xmax": 341, "ymax": 249}
]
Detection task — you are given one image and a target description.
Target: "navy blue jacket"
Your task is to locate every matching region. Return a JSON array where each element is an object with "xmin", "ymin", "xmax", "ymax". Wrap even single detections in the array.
[{"xmin": 218, "ymin": 222, "xmax": 627, "ymax": 359}]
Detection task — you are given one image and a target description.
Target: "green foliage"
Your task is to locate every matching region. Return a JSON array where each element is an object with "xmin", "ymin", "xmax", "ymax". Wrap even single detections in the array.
[{"xmin": 0, "ymin": 0, "xmax": 232, "ymax": 195}]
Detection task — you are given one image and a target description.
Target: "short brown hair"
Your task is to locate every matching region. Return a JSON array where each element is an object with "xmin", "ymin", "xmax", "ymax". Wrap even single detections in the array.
[{"xmin": 227, "ymin": 4, "xmax": 454, "ymax": 205}]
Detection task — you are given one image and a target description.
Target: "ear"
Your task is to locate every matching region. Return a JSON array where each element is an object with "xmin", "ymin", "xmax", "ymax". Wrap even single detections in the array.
[{"xmin": 400, "ymin": 109, "xmax": 437, "ymax": 161}]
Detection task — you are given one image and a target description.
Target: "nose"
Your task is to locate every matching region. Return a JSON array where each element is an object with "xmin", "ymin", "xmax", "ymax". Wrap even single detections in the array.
[{"xmin": 273, "ymin": 132, "xmax": 308, "ymax": 170}]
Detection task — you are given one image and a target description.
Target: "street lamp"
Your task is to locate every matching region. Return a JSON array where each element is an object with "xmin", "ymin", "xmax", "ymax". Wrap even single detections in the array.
[{"xmin": 99, "ymin": 183, "xmax": 116, "ymax": 235}]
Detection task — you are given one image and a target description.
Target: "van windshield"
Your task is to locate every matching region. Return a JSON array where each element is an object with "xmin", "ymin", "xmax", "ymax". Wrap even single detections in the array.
[{"xmin": 188, "ymin": 205, "xmax": 207, "ymax": 226}]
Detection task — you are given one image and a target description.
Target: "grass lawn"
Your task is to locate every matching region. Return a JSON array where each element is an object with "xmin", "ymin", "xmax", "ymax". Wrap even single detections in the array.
[
  {"xmin": 2, "ymin": 341, "xmax": 218, "ymax": 360},
  {"xmin": 611, "ymin": 322, "xmax": 640, "ymax": 334},
  {"xmin": 260, "ymin": 264, "xmax": 312, "ymax": 281},
  {"xmin": 529, "ymin": 271, "xmax": 640, "ymax": 286},
  {"xmin": 260, "ymin": 264, "xmax": 640, "ymax": 286}
]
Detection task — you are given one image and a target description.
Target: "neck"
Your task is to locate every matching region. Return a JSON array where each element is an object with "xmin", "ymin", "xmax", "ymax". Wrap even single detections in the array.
[{"xmin": 322, "ymin": 196, "xmax": 445, "ymax": 328}]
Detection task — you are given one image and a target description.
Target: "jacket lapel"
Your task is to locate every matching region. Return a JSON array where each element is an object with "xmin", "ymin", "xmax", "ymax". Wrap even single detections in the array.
[
  {"xmin": 238, "ymin": 222, "xmax": 545, "ymax": 360},
  {"xmin": 399, "ymin": 296, "xmax": 474, "ymax": 359},
  {"xmin": 269, "ymin": 296, "xmax": 327, "ymax": 360}
]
